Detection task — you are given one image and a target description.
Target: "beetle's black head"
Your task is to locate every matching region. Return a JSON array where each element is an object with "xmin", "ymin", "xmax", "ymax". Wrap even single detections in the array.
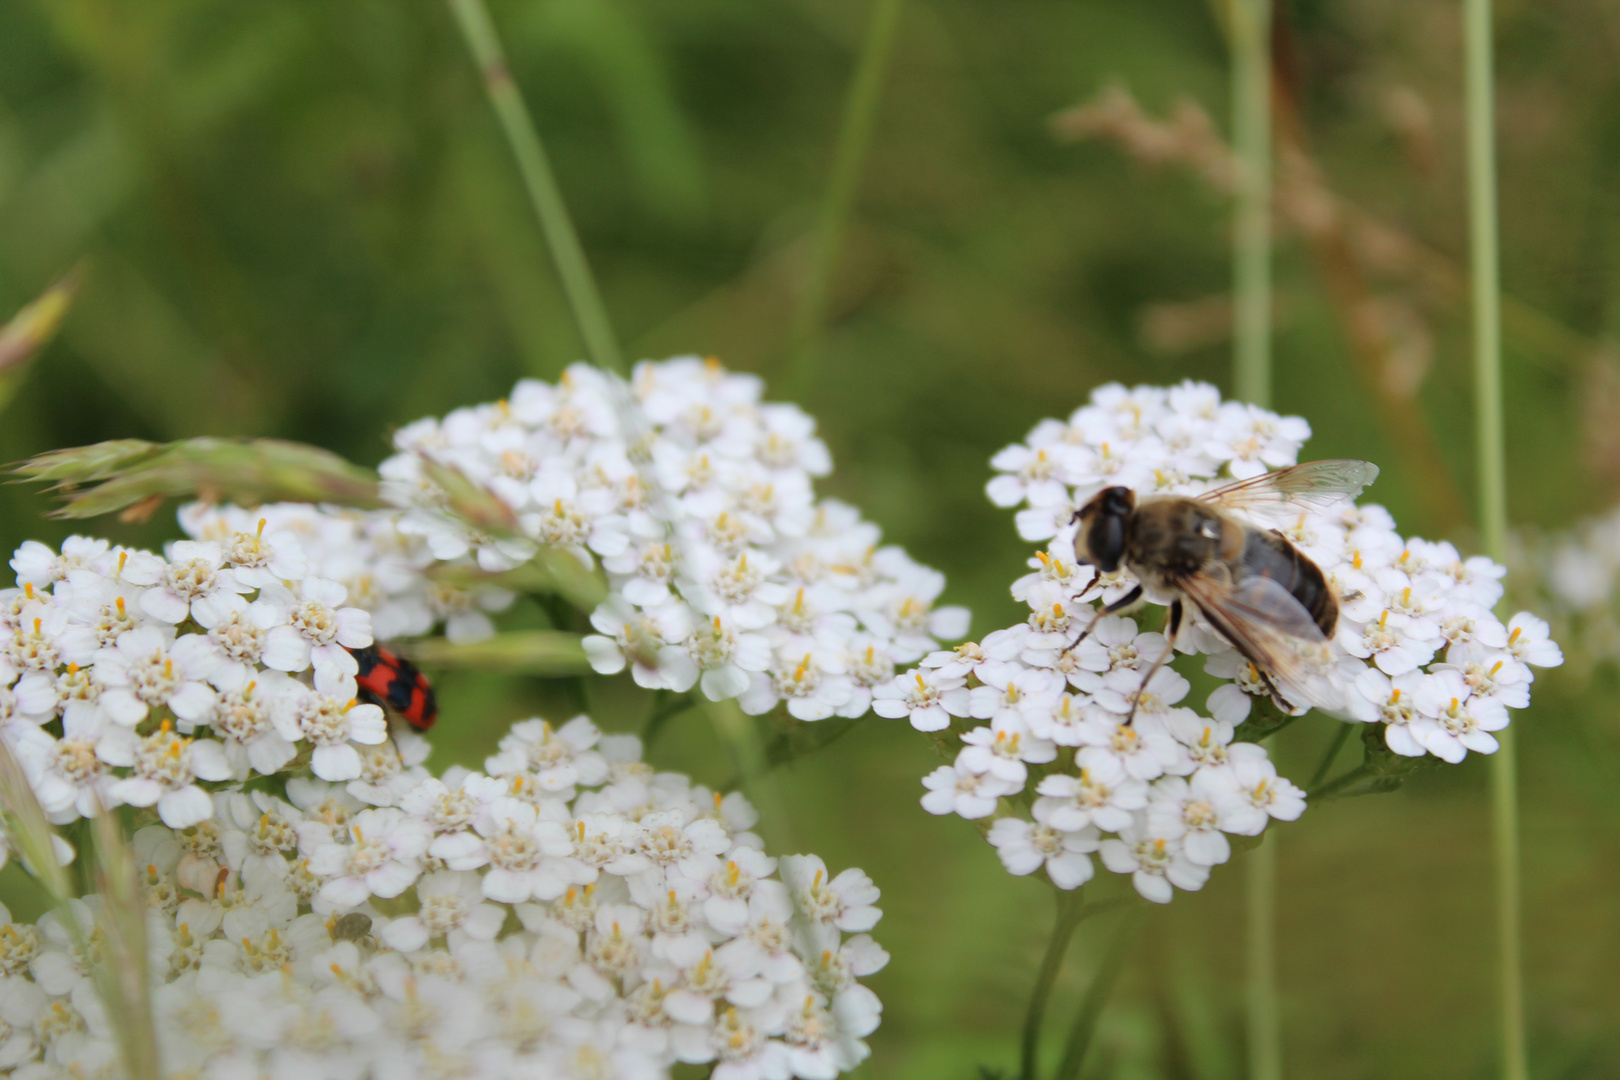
[{"xmin": 1071, "ymin": 486, "xmax": 1135, "ymax": 574}]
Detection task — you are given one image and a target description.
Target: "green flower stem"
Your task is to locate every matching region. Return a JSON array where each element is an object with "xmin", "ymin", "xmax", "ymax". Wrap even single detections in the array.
[
  {"xmin": 447, "ymin": 0, "xmax": 624, "ymax": 375},
  {"xmin": 1246, "ymin": 839, "xmax": 1282, "ymax": 1080},
  {"xmin": 641, "ymin": 690, "xmax": 696, "ymax": 752},
  {"xmin": 1463, "ymin": 0, "xmax": 1525, "ymax": 1076},
  {"xmin": 1308, "ymin": 763, "xmax": 1372, "ymax": 800},
  {"xmin": 1019, "ymin": 888, "xmax": 1088, "ymax": 1080},
  {"xmin": 1307, "ymin": 724, "xmax": 1354, "ymax": 791},
  {"xmin": 1016, "ymin": 893, "xmax": 1133, "ymax": 1080},
  {"xmin": 785, "ymin": 0, "xmax": 905, "ymax": 390},
  {"xmin": 702, "ymin": 698, "xmax": 797, "ymax": 852},
  {"xmin": 1052, "ymin": 905, "xmax": 1148, "ymax": 1080}
]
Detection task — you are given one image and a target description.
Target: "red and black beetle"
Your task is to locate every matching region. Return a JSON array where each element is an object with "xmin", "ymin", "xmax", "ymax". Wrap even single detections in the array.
[{"xmin": 349, "ymin": 644, "xmax": 438, "ymax": 731}]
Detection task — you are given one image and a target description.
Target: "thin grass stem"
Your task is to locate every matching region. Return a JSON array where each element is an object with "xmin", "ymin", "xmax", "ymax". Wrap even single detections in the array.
[
  {"xmin": 447, "ymin": 0, "xmax": 624, "ymax": 374},
  {"xmin": 1463, "ymin": 1, "xmax": 1525, "ymax": 1077},
  {"xmin": 1230, "ymin": 2, "xmax": 1281, "ymax": 1076},
  {"xmin": 785, "ymin": 0, "xmax": 905, "ymax": 390},
  {"xmin": 1231, "ymin": 0, "xmax": 1273, "ymax": 410},
  {"xmin": 1052, "ymin": 905, "xmax": 1147, "ymax": 1080}
]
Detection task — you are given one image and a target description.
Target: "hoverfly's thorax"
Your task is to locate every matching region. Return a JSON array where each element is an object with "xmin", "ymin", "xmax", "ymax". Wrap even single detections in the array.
[{"xmin": 1126, "ymin": 498, "xmax": 1227, "ymax": 579}]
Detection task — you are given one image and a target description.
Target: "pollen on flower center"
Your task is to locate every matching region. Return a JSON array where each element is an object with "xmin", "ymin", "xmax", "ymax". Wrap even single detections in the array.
[
  {"xmin": 290, "ymin": 599, "xmax": 340, "ymax": 646},
  {"xmin": 430, "ymin": 790, "xmax": 478, "ymax": 831},
  {"xmin": 128, "ymin": 649, "xmax": 182, "ymax": 705},
  {"xmin": 51, "ymin": 739, "xmax": 103, "ymax": 783},
  {"xmin": 55, "ymin": 664, "xmax": 98, "ymax": 702},
  {"xmin": 164, "ymin": 558, "xmax": 218, "ymax": 599},
  {"xmin": 211, "ymin": 611, "xmax": 267, "ymax": 662},
  {"xmin": 707, "ymin": 511, "xmax": 751, "ymax": 553},
  {"xmin": 213, "ymin": 687, "xmax": 272, "ymax": 743},
  {"xmin": 776, "ymin": 654, "xmax": 821, "ymax": 697},
  {"xmin": 639, "ymin": 824, "xmax": 694, "ymax": 865},
  {"xmin": 635, "ymin": 542, "xmax": 674, "ymax": 583},
  {"xmin": 0, "ymin": 924, "xmax": 42, "ymax": 977},
  {"xmin": 891, "ymin": 596, "xmax": 933, "ymax": 633},
  {"xmin": 296, "ymin": 694, "xmax": 354, "ymax": 745},
  {"xmin": 486, "ymin": 824, "xmax": 545, "ymax": 873},
  {"xmin": 132, "ymin": 726, "xmax": 195, "ymax": 789},
  {"xmin": 537, "ymin": 499, "xmax": 592, "ymax": 548},
  {"xmin": 573, "ymin": 826, "xmax": 625, "ymax": 868},
  {"xmin": 587, "ymin": 922, "xmax": 640, "ymax": 978},
  {"xmin": 796, "ymin": 870, "xmax": 843, "ymax": 924},
  {"xmin": 1133, "ymin": 838, "xmax": 1173, "ymax": 872},
  {"xmin": 1183, "ymin": 800, "xmax": 1217, "ymax": 829},
  {"xmin": 419, "ymin": 893, "xmax": 470, "ymax": 935},
  {"xmin": 710, "ymin": 553, "xmax": 764, "ymax": 605}
]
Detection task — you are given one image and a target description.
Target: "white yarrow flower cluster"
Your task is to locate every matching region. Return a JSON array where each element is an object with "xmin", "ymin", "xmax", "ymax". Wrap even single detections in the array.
[
  {"xmin": 0, "ymin": 530, "xmax": 399, "ymax": 830},
  {"xmin": 178, "ymin": 502, "xmax": 517, "ymax": 646},
  {"xmin": 881, "ymin": 382, "xmax": 1561, "ymax": 903},
  {"xmin": 377, "ymin": 358, "xmax": 968, "ymax": 721},
  {"xmin": 0, "ymin": 706, "xmax": 887, "ymax": 1080}
]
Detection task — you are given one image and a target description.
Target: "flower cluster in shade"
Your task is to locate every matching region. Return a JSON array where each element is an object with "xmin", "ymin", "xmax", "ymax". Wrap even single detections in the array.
[
  {"xmin": 0, "ymin": 708, "xmax": 887, "ymax": 1080},
  {"xmin": 871, "ymin": 382, "xmax": 1562, "ymax": 903},
  {"xmin": 378, "ymin": 358, "xmax": 968, "ymax": 722},
  {"xmin": 1510, "ymin": 504, "xmax": 1620, "ymax": 680}
]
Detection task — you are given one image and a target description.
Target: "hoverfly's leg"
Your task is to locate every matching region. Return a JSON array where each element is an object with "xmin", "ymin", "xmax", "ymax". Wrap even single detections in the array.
[
  {"xmin": 1125, "ymin": 598, "xmax": 1182, "ymax": 725},
  {"xmin": 1062, "ymin": 583, "xmax": 1144, "ymax": 655}
]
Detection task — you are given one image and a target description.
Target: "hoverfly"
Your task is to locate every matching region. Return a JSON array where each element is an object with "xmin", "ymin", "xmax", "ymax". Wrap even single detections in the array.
[{"xmin": 1067, "ymin": 459, "xmax": 1380, "ymax": 720}]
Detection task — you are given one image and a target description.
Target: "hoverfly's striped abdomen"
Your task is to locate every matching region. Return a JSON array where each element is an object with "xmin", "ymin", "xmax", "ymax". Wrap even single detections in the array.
[{"xmin": 1240, "ymin": 529, "xmax": 1338, "ymax": 638}]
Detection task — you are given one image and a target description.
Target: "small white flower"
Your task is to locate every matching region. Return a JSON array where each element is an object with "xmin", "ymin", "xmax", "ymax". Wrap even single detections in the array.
[
  {"xmin": 1214, "ymin": 744, "xmax": 1307, "ymax": 833},
  {"xmin": 475, "ymin": 798, "xmax": 576, "ymax": 903},
  {"xmin": 100, "ymin": 722, "xmax": 232, "ymax": 828},
  {"xmin": 987, "ymin": 818, "xmax": 1098, "ymax": 888},
  {"xmin": 259, "ymin": 578, "xmax": 373, "ymax": 676},
  {"xmin": 1099, "ymin": 825, "xmax": 1211, "ymax": 903},
  {"xmin": 308, "ymin": 807, "xmax": 432, "ymax": 911},
  {"xmin": 919, "ymin": 765, "xmax": 1017, "ymax": 819},
  {"xmin": 139, "ymin": 541, "xmax": 248, "ymax": 625},
  {"xmin": 871, "ymin": 670, "xmax": 972, "ymax": 732},
  {"xmin": 91, "ymin": 626, "xmax": 218, "ymax": 727},
  {"xmin": 1032, "ymin": 749, "xmax": 1148, "ymax": 833}
]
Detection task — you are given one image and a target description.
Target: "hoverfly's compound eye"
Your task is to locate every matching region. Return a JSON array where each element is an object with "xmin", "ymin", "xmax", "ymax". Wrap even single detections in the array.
[{"xmin": 1074, "ymin": 486, "xmax": 1133, "ymax": 573}]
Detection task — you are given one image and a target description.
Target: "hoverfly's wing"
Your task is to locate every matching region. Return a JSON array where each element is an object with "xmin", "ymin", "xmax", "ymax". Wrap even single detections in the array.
[
  {"xmin": 1176, "ymin": 570, "xmax": 1354, "ymax": 717},
  {"xmin": 1198, "ymin": 460, "xmax": 1379, "ymax": 524}
]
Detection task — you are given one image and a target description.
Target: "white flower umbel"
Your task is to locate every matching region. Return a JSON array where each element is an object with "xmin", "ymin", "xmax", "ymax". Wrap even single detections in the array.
[
  {"xmin": 0, "ymin": 528, "xmax": 430, "ymax": 825},
  {"xmin": 888, "ymin": 382, "xmax": 1561, "ymax": 902},
  {"xmin": 0, "ymin": 707, "xmax": 888, "ymax": 1080},
  {"xmin": 362, "ymin": 357, "xmax": 966, "ymax": 720}
]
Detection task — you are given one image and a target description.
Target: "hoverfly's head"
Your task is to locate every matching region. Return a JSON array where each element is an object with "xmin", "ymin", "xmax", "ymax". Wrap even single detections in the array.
[{"xmin": 1072, "ymin": 486, "xmax": 1135, "ymax": 574}]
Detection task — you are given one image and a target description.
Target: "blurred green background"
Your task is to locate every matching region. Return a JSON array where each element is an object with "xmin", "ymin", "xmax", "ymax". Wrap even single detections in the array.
[{"xmin": 2, "ymin": 0, "xmax": 1618, "ymax": 1077}]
